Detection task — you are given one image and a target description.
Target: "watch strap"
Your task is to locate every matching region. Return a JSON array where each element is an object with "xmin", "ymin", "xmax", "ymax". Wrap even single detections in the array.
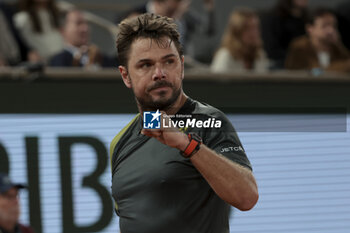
[{"xmin": 181, "ymin": 133, "xmax": 202, "ymax": 158}]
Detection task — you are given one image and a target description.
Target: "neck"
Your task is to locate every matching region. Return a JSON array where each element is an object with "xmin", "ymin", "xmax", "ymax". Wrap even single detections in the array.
[{"xmin": 138, "ymin": 92, "xmax": 188, "ymax": 116}]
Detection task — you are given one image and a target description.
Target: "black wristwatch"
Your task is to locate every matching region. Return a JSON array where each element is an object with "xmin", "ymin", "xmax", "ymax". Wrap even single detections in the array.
[{"xmin": 180, "ymin": 133, "xmax": 202, "ymax": 158}]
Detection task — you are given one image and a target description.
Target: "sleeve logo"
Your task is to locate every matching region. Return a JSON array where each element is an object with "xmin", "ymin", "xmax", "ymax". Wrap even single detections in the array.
[{"xmin": 220, "ymin": 146, "xmax": 244, "ymax": 153}]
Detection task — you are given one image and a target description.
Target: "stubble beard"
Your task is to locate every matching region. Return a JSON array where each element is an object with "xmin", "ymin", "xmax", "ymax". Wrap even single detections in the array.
[{"xmin": 134, "ymin": 80, "xmax": 182, "ymax": 112}]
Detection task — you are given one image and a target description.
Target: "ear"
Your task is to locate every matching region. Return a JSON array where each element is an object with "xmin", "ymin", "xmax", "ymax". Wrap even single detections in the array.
[{"xmin": 119, "ymin": 65, "xmax": 132, "ymax": 88}]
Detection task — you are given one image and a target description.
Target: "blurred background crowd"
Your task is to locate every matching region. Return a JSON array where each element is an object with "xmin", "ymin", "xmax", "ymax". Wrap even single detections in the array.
[{"xmin": 1, "ymin": 0, "xmax": 350, "ymax": 75}]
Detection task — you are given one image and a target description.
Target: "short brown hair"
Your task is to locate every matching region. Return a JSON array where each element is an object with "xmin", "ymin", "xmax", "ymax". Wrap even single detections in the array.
[
  {"xmin": 116, "ymin": 13, "xmax": 183, "ymax": 67},
  {"xmin": 307, "ymin": 7, "xmax": 335, "ymax": 25}
]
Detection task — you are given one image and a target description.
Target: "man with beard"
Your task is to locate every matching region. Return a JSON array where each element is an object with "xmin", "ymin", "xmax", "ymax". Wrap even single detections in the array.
[
  {"xmin": 285, "ymin": 7, "xmax": 350, "ymax": 72},
  {"xmin": 0, "ymin": 173, "xmax": 34, "ymax": 233},
  {"xmin": 110, "ymin": 13, "xmax": 258, "ymax": 233}
]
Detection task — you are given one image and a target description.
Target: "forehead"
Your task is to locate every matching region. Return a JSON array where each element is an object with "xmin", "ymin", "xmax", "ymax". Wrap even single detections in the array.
[
  {"xmin": 128, "ymin": 37, "xmax": 179, "ymax": 63},
  {"xmin": 66, "ymin": 11, "xmax": 85, "ymax": 23}
]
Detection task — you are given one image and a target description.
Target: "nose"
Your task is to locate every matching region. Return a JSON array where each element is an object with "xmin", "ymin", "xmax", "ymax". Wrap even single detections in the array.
[{"xmin": 152, "ymin": 65, "xmax": 166, "ymax": 81}]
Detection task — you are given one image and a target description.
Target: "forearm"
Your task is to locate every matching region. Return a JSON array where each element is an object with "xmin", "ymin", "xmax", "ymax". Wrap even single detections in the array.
[{"xmin": 189, "ymin": 145, "xmax": 259, "ymax": 211}]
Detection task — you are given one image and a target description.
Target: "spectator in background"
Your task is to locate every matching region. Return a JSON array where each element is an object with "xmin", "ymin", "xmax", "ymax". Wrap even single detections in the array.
[
  {"xmin": 211, "ymin": 8, "xmax": 269, "ymax": 73},
  {"xmin": 260, "ymin": 0, "xmax": 309, "ymax": 69},
  {"xmin": 13, "ymin": 0, "xmax": 64, "ymax": 62},
  {"xmin": 0, "ymin": 173, "xmax": 34, "ymax": 233},
  {"xmin": 0, "ymin": 1, "xmax": 40, "ymax": 66},
  {"xmin": 49, "ymin": 9, "xmax": 117, "ymax": 68},
  {"xmin": 116, "ymin": 0, "xmax": 216, "ymax": 61},
  {"xmin": 285, "ymin": 8, "xmax": 350, "ymax": 73}
]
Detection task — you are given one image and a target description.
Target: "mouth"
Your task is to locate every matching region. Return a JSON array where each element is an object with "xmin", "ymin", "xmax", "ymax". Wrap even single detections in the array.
[
  {"xmin": 147, "ymin": 81, "xmax": 173, "ymax": 92},
  {"xmin": 151, "ymin": 86, "xmax": 170, "ymax": 92}
]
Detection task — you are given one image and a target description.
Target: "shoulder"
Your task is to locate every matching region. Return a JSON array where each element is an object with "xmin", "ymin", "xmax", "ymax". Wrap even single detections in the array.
[
  {"xmin": 49, "ymin": 50, "xmax": 73, "ymax": 66},
  {"xmin": 190, "ymin": 99, "xmax": 234, "ymax": 130},
  {"xmin": 211, "ymin": 47, "xmax": 235, "ymax": 72},
  {"xmin": 191, "ymin": 99, "xmax": 224, "ymax": 117},
  {"xmin": 110, "ymin": 114, "xmax": 140, "ymax": 158},
  {"xmin": 189, "ymin": 99, "xmax": 252, "ymax": 169},
  {"xmin": 214, "ymin": 47, "xmax": 231, "ymax": 58}
]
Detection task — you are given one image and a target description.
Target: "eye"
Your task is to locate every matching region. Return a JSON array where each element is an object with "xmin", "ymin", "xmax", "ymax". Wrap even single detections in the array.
[
  {"xmin": 140, "ymin": 63, "xmax": 152, "ymax": 69},
  {"xmin": 165, "ymin": 59, "xmax": 175, "ymax": 65}
]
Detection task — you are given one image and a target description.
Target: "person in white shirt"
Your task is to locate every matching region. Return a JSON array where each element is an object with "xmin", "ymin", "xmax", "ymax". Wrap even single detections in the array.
[
  {"xmin": 211, "ymin": 8, "xmax": 270, "ymax": 74},
  {"xmin": 13, "ymin": 0, "xmax": 64, "ymax": 62}
]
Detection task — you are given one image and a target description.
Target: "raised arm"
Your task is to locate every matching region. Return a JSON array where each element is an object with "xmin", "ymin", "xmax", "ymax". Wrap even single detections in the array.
[{"xmin": 142, "ymin": 121, "xmax": 259, "ymax": 211}]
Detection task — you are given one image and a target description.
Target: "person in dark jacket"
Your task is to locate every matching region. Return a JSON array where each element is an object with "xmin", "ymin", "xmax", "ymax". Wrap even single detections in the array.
[
  {"xmin": 50, "ymin": 9, "xmax": 117, "ymax": 68},
  {"xmin": 285, "ymin": 8, "xmax": 350, "ymax": 73}
]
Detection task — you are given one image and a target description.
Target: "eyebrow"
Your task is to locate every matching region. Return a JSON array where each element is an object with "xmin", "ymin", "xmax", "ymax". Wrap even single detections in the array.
[
  {"xmin": 136, "ymin": 54, "xmax": 177, "ymax": 64},
  {"xmin": 161, "ymin": 54, "xmax": 177, "ymax": 60}
]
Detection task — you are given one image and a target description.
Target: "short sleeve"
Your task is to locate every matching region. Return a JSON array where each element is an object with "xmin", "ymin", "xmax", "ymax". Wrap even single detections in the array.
[{"xmin": 203, "ymin": 114, "xmax": 252, "ymax": 171}]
